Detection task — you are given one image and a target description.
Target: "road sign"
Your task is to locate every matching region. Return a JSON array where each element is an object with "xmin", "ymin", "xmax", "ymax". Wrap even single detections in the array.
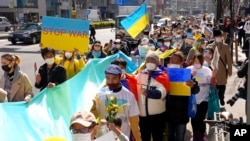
[{"xmin": 84, "ymin": 9, "xmax": 90, "ymax": 15}]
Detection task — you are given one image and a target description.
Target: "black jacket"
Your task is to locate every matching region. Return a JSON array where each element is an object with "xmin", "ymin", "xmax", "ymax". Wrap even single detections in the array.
[
  {"xmin": 166, "ymin": 78, "xmax": 200, "ymax": 124},
  {"xmin": 35, "ymin": 63, "xmax": 66, "ymax": 91}
]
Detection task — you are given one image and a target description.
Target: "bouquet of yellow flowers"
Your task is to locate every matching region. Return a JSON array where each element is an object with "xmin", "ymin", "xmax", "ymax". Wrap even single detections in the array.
[{"xmin": 105, "ymin": 95, "xmax": 129, "ymax": 123}]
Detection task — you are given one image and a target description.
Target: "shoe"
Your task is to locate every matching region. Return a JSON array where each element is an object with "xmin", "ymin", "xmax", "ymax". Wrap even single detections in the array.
[{"xmin": 220, "ymin": 100, "xmax": 225, "ymax": 106}]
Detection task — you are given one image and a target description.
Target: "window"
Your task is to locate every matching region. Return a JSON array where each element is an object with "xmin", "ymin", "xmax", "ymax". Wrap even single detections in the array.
[
  {"xmin": 0, "ymin": 18, "xmax": 3, "ymax": 22},
  {"xmin": 17, "ymin": 0, "xmax": 38, "ymax": 8}
]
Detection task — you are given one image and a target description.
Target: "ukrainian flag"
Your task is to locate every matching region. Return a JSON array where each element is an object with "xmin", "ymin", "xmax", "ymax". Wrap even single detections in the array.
[
  {"xmin": 166, "ymin": 68, "xmax": 191, "ymax": 96},
  {"xmin": 121, "ymin": 2, "xmax": 148, "ymax": 39}
]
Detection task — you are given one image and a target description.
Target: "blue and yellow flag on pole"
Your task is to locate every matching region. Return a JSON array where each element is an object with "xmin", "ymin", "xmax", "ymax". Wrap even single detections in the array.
[{"xmin": 121, "ymin": 2, "xmax": 148, "ymax": 38}]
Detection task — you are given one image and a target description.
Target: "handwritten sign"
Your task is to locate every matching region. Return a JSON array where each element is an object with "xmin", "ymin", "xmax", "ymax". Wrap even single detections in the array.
[{"xmin": 41, "ymin": 16, "xmax": 89, "ymax": 53}]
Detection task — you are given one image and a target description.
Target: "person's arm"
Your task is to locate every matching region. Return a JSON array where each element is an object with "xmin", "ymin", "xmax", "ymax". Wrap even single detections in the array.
[
  {"xmin": 56, "ymin": 67, "xmax": 67, "ymax": 85},
  {"xmin": 22, "ymin": 73, "xmax": 33, "ymax": 102},
  {"xmin": 225, "ymin": 46, "xmax": 233, "ymax": 76},
  {"xmin": 128, "ymin": 116, "xmax": 141, "ymax": 141},
  {"xmin": 35, "ymin": 68, "xmax": 42, "ymax": 88},
  {"xmin": 108, "ymin": 122, "xmax": 129, "ymax": 141}
]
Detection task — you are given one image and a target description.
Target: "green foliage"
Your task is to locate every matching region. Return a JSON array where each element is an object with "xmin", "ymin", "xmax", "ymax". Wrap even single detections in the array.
[{"xmin": 91, "ymin": 21, "xmax": 115, "ymax": 29}]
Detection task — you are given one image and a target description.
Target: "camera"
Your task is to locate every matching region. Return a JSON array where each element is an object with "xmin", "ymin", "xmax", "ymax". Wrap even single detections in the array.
[{"xmin": 226, "ymin": 87, "xmax": 246, "ymax": 106}]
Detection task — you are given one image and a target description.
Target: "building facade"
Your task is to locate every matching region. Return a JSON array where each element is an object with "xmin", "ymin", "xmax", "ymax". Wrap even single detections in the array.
[{"xmin": 0, "ymin": 0, "xmax": 46, "ymax": 23}]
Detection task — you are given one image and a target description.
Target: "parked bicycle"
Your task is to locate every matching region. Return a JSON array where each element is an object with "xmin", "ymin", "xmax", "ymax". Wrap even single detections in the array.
[{"xmin": 204, "ymin": 111, "xmax": 245, "ymax": 141}]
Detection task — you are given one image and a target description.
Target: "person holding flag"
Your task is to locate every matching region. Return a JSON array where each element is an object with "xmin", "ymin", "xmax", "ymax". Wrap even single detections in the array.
[
  {"xmin": 136, "ymin": 51, "xmax": 170, "ymax": 141},
  {"xmin": 35, "ymin": 47, "xmax": 66, "ymax": 91}
]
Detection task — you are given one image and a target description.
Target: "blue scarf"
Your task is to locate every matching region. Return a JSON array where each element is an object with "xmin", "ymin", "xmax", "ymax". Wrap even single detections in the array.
[{"xmin": 92, "ymin": 50, "xmax": 101, "ymax": 58}]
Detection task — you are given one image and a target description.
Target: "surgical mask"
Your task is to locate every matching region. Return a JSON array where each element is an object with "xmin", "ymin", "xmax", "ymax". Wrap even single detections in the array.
[
  {"xmin": 215, "ymin": 37, "xmax": 223, "ymax": 43},
  {"xmin": 1, "ymin": 64, "xmax": 11, "ymax": 72},
  {"xmin": 92, "ymin": 50, "xmax": 101, "ymax": 58},
  {"xmin": 164, "ymin": 42, "xmax": 170, "ymax": 46},
  {"xmin": 168, "ymin": 64, "xmax": 181, "ymax": 68},
  {"xmin": 146, "ymin": 63, "xmax": 156, "ymax": 71},
  {"xmin": 72, "ymin": 133, "xmax": 92, "ymax": 141},
  {"xmin": 157, "ymin": 42, "xmax": 162, "ymax": 46},
  {"xmin": 121, "ymin": 69, "xmax": 126, "ymax": 76},
  {"xmin": 45, "ymin": 58, "xmax": 55, "ymax": 65},
  {"xmin": 193, "ymin": 64, "xmax": 201, "ymax": 69},
  {"xmin": 203, "ymin": 61, "xmax": 209, "ymax": 67},
  {"xmin": 65, "ymin": 52, "xmax": 73, "ymax": 59}
]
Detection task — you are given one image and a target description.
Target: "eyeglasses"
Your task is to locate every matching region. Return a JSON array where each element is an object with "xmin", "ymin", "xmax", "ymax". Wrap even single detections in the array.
[{"xmin": 71, "ymin": 127, "xmax": 91, "ymax": 134}]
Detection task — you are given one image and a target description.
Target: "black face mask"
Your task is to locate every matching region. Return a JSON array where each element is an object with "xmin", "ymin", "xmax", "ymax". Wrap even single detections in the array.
[{"xmin": 2, "ymin": 65, "xmax": 11, "ymax": 72}]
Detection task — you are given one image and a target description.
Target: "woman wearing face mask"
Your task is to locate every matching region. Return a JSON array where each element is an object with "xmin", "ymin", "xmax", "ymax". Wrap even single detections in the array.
[
  {"xmin": 86, "ymin": 41, "xmax": 107, "ymax": 61},
  {"xmin": 35, "ymin": 47, "xmax": 66, "ymax": 91},
  {"xmin": 166, "ymin": 51, "xmax": 200, "ymax": 141},
  {"xmin": 136, "ymin": 51, "xmax": 170, "ymax": 141},
  {"xmin": 0, "ymin": 53, "xmax": 33, "ymax": 102},
  {"xmin": 187, "ymin": 53, "xmax": 212, "ymax": 141},
  {"xmin": 70, "ymin": 111, "xmax": 98, "ymax": 141},
  {"xmin": 59, "ymin": 50, "xmax": 85, "ymax": 80}
]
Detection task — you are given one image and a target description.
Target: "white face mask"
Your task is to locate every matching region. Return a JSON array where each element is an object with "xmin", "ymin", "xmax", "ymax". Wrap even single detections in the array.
[
  {"xmin": 72, "ymin": 133, "xmax": 92, "ymax": 141},
  {"xmin": 65, "ymin": 52, "xmax": 73, "ymax": 59},
  {"xmin": 203, "ymin": 61, "xmax": 209, "ymax": 67},
  {"xmin": 168, "ymin": 64, "xmax": 181, "ymax": 68},
  {"xmin": 215, "ymin": 37, "xmax": 223, "ymax": 43},
  {"xmin": 45, "ymin": 58, "xmax": 55, "ymax": 65},
  {"xmin": 121, "ymin": 69, "xmax": 126, "ymax": 76},
  {"xmin": 193, "ymin": 64, "xmax": 201, "ymax": 69},
  {"xmin": 164, "ymin": 42, "xmax": 170, "ymax": 46},
  {"xmin": 146, "ymin": 63, "xmax": 156, "ymax": 71}
]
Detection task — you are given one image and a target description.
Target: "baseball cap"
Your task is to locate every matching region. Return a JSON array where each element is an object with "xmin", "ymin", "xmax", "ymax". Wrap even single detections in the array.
[
  {"xmin": 70, "ymin": 111, "xmax": 96, "ymax": 128},
  {"xmin": 105, "ymin": 64, "xmax": 122, "ymax": 75}
]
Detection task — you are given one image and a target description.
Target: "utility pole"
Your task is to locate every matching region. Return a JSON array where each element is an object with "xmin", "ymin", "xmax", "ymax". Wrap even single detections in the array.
[
  {"xmin": 247, "ymin": 39, "xmax": 250, "ymax": 124},
  {"xmin": 216, "ymin": 0, "xmax": 222, "ymax": 21}
]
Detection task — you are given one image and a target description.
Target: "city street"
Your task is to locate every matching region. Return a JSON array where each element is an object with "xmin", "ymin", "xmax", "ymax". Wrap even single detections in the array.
[{"xmin": 0, "ymin": 28, "xmax": 247, "ymax": 140}]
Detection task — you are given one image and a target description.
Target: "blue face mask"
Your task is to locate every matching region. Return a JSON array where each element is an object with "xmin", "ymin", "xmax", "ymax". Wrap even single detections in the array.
[
  {"xmin": 92, "ymin": 50, "xmax": 101, "ymax": 58},
  {"xmin": 157, "ymin": 42, "xmax": 162, "ymax": 46}
]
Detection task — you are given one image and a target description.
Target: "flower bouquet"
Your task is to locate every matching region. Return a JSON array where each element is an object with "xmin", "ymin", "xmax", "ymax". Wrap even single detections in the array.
[{"xmin": 105, "ymin": 95, "xmax": 129, "ymax": 123}]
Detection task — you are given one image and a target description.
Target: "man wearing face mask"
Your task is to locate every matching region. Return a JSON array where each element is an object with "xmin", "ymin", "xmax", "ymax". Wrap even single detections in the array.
[
  {"xmin": 136, "ymin": 51, "xmax": 170, "ymax": 141},
  {"xmin": 109, "ymin": 39, "xmax": 130, "ymax": 56},
  {"xmin": 207, "ymin": 28, "xmax": 232, "ymax": 106},
  {"xmin": 92, "ymin": 64, "xmax": 142, "ymax": 141},
  {"xmin": 35, "ymin": 47, "xmax": 66, "ymax": 91},
  {"xmin": 70, "ymin": 111, "xmax": 98, "ymax": 141},
  {"xmin": 58, "ymin": 50, "xmax": 85, "ymax": 80}
]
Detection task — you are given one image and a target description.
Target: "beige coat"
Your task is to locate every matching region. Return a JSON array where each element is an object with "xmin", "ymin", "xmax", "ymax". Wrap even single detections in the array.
[
  {"xmin": 0, "ymin": 72, "xmax": 32, "ymax": 102},
  {"xmin": 208, "ymin": 42, "xmax": 233, "ymax": 85}
]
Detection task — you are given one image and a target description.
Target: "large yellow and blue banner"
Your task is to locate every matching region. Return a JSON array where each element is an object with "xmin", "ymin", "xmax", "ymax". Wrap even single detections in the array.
[
  {"xmin": 121, "ymin": 2, "xmax": 148, "ymax": 38},
  {"xmin": 0, "ymin": 51, "xmax": 136, "ymax": 141},
  {"xmin": 166, "ymin": 68, "xmax": 191, "ymax": 96},
  {"xmin": 40, "ymin": 16, "xmax": 89, "ymax": 53}
]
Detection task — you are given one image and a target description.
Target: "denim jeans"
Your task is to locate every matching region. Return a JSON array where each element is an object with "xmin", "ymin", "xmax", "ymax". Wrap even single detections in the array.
[{"xmin": 167, "ymin": 122, "xmax": 186, "ymax": 141}]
